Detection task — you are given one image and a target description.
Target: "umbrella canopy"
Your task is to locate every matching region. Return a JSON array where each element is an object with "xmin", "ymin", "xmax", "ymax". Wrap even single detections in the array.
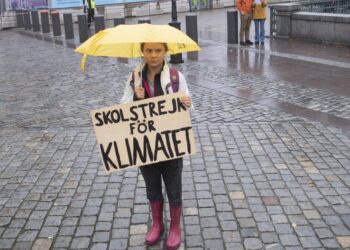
[{"xmin": 75, "ymin": 23, "xmax": 201, "ymax": 58}]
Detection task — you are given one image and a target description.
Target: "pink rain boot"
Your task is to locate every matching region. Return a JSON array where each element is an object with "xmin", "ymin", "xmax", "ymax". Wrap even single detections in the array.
[
  {"xmin": 145, "ymin": 200, "xmax": 164, "ymax": 245},
  {"xmin": 165, "ymin": 205, "xmax": 182, "ymax": 250}
]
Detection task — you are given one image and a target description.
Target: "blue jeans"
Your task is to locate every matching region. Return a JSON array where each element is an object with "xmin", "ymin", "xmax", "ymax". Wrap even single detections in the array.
[{"xmin": 254, "ymin": 19, "xmax": 265, "ymax": 43}]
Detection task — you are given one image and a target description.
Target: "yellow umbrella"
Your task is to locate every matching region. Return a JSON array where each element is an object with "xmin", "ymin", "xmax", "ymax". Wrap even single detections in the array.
[{"xmin": 75, "ymin": 23, "xmax": 201, "ymax": 71}]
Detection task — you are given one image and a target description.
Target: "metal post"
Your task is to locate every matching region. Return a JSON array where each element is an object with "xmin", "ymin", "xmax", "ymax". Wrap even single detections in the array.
[
  {"xmin": 51, "ymin": 12, "xmax": 61, "ymax": 36},
  {"xmin": 78, "ymin": 14, "xmax": 89, "ymax": 43},
  {"xmin": 113, "ymin": 17, "xmax": 125, "ymax": 26},
  {"xmin": 63, "ymin": 13, "xmax": 74, "ymax": 39},
  {"xmin": 23, "ymin": 11, "xmax": 32, "ymax": 30},
  {"xmin": 94, "ymin": 15, "xmax": 105, "ymax": 33},
  {"xmin": 171, "ymin": 0, "xmax": 178, "ymax": 22},
  {"xmin": 31, "ymin": 10, "xmax": 40, "ymax": 32},
  {"xmin": 169, "ymin": 0, "xmax": 183, "ymax": 63},
  {"xmin": 227, "ymin": 10, "xmax": 238, "ymax": 44},
  {"xmin": 41, "ymin": 11, "xmax": 50, "ymax": 33},
  {"xmin": 83, "ymin": 0, "xmax": 87, "ymax": 13}
]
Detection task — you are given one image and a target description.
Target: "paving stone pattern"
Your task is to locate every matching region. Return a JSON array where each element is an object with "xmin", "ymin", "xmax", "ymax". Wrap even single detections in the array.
[
  {"xmin": 183, "ymin": 62, "xmax": 350, "ymax": 120},
  {"xmin": 1, "ymin": 30, "xmax": 350, "ymax": 250}
]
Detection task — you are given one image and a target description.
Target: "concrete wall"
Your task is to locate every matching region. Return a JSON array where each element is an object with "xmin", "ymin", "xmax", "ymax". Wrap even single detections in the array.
[
  {"xmin": 291, "ymin": 12, "xmax": 350, "ymax": 45},
  {"xmin": 274, "ymin": 3, "xmax": 301, "ymax": 38},
  {"xmin": 0, "ymin": 11, "xmax": 17, "ymax": 29},
  {"xmin": 274, "ymin": 3, "xmax": 350, "ymax": 46}
]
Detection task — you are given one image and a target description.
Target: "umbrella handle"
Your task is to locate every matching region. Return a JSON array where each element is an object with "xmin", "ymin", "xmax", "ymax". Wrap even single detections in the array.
[
  {"xmin": 81, "ymin": 54, "xmax": 87, "ymax": 73},
  {"xmin": 132, "ymin": 66, "xmax": 143, "ymax": 89}
]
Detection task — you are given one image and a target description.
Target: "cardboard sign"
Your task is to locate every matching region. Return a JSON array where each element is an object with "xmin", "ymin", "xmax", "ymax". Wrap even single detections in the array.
[{"xmin": 91, "ymin": 92, "xmax": 196, "ymax": 172}]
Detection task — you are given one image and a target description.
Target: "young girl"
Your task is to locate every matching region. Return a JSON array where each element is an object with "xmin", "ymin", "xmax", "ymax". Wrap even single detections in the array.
[{"xmin": 120, "ymin": 42, "xmax": 192, "ymax": 250}]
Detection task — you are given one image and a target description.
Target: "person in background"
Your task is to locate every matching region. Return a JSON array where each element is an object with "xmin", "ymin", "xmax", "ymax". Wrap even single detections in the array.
[
  {"xmin": 87, "ymin": 0, "xmax": 95, "ymax": 28},
  {"xmin": 253, "ymin": 0, "xmax": 268, "ymax": 45},
  {"xmin": 237, "ymin": 0, "xmax": 254, "ymax": 46},
  {"xmin": 120, "ymin": 42, "xmax": 192, "ymax": 250},
  {"xmin": 192, "ymin": 0, "xmax": 198, "ymax": 11}
]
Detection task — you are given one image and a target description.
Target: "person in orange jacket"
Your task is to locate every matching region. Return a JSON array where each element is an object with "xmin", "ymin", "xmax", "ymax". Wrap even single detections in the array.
[
  {"xmin": 253, "ymin": 0, "xmax": 268, "ymax": 45},
  {"xmin": 236, "ymin": 0, "xmax": 255, "ymax": 46}
]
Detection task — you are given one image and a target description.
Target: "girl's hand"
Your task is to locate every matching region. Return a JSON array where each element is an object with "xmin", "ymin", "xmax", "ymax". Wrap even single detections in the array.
[
  {"xmin": 135, "ymin": 87, "xmax": 145, "ymax": 99},
  {"xmin": 180, "ymin": 96, "xmax": 192, "ymax": 108}
]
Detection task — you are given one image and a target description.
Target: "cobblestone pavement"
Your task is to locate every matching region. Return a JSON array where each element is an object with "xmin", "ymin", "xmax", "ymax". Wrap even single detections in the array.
[{"xmin": 1, "ymin": 10, "xmax": 350, "ymax": 250}]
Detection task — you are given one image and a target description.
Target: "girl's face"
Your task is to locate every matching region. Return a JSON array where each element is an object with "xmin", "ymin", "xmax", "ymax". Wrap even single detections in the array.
[{"xmin": 142, "ymin": 43, "xmax": 167, "ymax": 70}]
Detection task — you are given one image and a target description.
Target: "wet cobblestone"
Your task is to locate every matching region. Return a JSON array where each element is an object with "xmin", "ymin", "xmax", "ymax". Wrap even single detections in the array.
[
  {"xmin": 1, "ymin": 16, "xmax": 350, "ymax": 250},
  {"xmin": 183, "ymin": 62, "xmax": 350, "ymax": 120}
]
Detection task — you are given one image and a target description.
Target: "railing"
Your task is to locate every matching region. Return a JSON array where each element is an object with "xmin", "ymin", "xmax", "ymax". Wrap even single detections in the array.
[{"xmin": 300, "ymin": 0, "xmax": 350, "ymax": 13}]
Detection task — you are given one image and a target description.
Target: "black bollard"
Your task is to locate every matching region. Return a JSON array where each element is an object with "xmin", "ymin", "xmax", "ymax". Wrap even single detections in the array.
[
  {"xmin": 186, "ymin": 14, "xmax": 198, "ymax": 61},
  {"xmin": 63, "ymin": 13, "xmax": 74, "ymax": 39},
  {"xmin": 16, "ymin": 10, "xmax": 24, "ymax": 28},
  {"xmin": 94, "ymin": 15, "xmax": 105, "ymax": 33},
  {"xmin": 227, "ymin": 10, "xmax": 238, "ymax": 44},
  {"xmin": 138, "ymin": 19, "xmax": 151, "ymax": 24},
  {"xmin": 78, "ymin": 14, "xmax": 89, "ymax": 43},
  {"xmin": 41, "ymin": 11, "xmax": 50, "ymax": 33},
  {"xmin": 186, "ymin": 14, "xmax": 198, "ymax": 43},
  {"xmin": 51, "ymin": 12, "xmax": 61, "ymax": 36},
  {"xmin": 31, "ymin": 10, "xmax": 40, "ymax": 32},
  {"xmin": 113, "ymin": 17, "xmax": 125, "ymax": 27},
  {"xmin": 23, "ymin": 11, "xmax": 32, "ymax": 30},
  {"xmin": 169, "ymin": 21, "xmax": 184, "ymax": 64}
]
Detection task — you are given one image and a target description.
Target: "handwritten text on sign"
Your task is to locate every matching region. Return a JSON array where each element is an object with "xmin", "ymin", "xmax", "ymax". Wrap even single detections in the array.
[{"xmin": 91, "ymin": 92, "xmax": 196, "ymax": 172}]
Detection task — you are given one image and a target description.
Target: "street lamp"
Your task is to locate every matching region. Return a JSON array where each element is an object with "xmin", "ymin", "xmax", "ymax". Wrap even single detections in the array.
[
  {"xmin": 82, "ymin": 0, "xmax": 86, "ymax": 13},
  {"xmin": 169, "ymin": 0, "xmax": 184, "ymax": 64},
  {"xmin": 171, "ymin": 0, "xmax": 177, "ymax": 22}
]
